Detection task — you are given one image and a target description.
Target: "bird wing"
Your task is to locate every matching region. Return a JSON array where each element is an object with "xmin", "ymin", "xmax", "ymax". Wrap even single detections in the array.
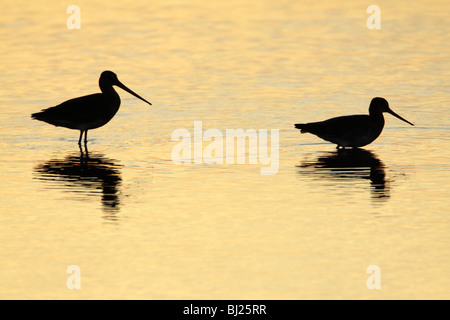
[
  {"xmin": 35, "ymin": 93, "xmax": 108, "ymax": 128},
  {"xmin": 298, "ymin": 115, "xmax": 372, "ymax": 144}
]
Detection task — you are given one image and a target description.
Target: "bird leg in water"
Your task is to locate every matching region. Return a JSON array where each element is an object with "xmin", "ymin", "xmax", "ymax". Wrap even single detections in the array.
[
  {"xmin": 78, "ymin": 130, "xmax": 88, "ymax": 145},
  {"xmin": 78, "ymin": 140, "xmax": 89, "ymax": 159},
  {"xmin": 78, "ymin": 130, "xmax": 83, "ymax": 145}
]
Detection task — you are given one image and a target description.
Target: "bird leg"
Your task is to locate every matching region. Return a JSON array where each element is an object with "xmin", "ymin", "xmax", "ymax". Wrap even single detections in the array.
[
  {"xmin": 78, "ymin": 130, "xmax": 89, "ymax": 158},
  {"xmin": 78, "ymin": 130, "xmax": 88, "ymax": 146},
  {"xmin": 78, "ymin": 130, "xmax": 84, "ymax": 145}
]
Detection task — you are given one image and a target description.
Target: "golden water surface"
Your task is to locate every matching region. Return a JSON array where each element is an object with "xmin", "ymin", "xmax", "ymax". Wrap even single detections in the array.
[{"xmin": 0, "ymin": 0, "xmax": 449, "ymax": 299}]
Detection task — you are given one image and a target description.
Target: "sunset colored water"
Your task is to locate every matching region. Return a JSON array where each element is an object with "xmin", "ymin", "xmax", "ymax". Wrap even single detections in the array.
[{"xmin": 0, "ymin": 0, "xmax": 449, "ymax": 299}]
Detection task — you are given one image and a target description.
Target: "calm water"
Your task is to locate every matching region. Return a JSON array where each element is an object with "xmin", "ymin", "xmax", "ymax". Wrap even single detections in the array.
[{"xmin": 0, "ymin": 0, "xmax": 449, "ymax": 299}]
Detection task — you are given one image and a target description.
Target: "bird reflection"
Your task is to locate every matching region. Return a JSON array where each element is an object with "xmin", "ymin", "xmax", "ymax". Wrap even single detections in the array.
[
  {"xmin": 297, "ymin": 149, "xmax": 390, "ymax": 201},
  {"xmin": 34, "ymin": 148, "xmax": 122, "ymax": 219}
]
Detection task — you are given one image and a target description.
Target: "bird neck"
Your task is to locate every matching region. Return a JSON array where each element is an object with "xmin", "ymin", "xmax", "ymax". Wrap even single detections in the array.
[
  {"xmin": 370, "ymin": 109, "xmax": 385, "ymax": 126},
  {"xmin": 99, "ymin": 80, "xmax": 111, "ymax": 92},
  {"xmin": 99, "ymin": 82, "xmax": 119, "ymax": 97}
]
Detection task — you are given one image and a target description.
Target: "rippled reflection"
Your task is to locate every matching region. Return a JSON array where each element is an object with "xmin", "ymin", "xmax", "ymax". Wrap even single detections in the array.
[
  {"xmin": 34, "ymin": 149, "xmax": 122, "ymax": 219},
  {"xmin": 297, "ymin": 149, "xmax": 390, "ymax": 202}
]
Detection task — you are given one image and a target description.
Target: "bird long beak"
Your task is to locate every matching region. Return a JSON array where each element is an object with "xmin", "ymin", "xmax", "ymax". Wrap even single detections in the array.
[
  {"xmin": 116, "ymin": 80, "xmax": 152, "ymax": 106},
  {"xmin": 387, "ymin": 108, "xmax": 414, "ymax": 126}
]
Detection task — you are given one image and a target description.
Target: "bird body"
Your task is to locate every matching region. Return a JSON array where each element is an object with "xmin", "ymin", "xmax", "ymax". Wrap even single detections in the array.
[
  {"xmin": 295, "ymin": 97, "xmax": 413, "ymax": 149},
  {"xmin": 32, "ymin": 92, "xmax": 119, "ymax": 131},
  {"xmin": 32, "ymin": 71, "xmax": 151, "ymax": 145}
]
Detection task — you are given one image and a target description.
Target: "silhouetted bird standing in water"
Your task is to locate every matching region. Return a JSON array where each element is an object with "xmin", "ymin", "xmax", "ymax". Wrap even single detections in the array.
[
  {"xmin": 294, "ymin": 97, "xmax": 414, "ymax": 149},
  {"xmin": 31, "ymin": 71, "xmax": 152, "ymax": 145}
]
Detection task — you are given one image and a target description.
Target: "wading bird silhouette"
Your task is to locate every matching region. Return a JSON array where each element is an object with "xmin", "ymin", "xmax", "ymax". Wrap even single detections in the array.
[
  {"xmin": 32, "ymin": 71, "xmax": 152, "ymax": 145},
  {"xmin": 294, "ymin": 97, "xmax": 413, "ymax": 149}
]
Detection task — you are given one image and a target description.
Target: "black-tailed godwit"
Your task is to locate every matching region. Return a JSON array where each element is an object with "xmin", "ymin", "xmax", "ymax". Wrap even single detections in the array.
[
  {"xmin": 294, "ymin": 97, "xmax": 413, "ymax": 149},
  {"xmin": 32, "ymin": 71, "xmax": 152, "ymax": 145}
]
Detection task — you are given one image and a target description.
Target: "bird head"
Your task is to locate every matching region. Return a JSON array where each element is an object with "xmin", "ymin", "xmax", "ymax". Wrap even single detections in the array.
[
  {"xmin": 370, "ymin": 97, "xmax": 414, "ymax": 126},
  {"xmin": 99, "ymin": 71, "xmax": 152, "ymax": 106}
]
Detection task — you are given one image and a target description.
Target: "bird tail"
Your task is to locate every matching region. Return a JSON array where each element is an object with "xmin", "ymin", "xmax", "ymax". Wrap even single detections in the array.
[
  {"xmin": 31, "ymin": 110, "xmax": 56, "ymax": 126},
  {"xmin": 294, "ymin": 123, "xmax": 309, "ymax": 133},
  {"xmin": 31, "ymin": 111, "xmax": 45, "ymax": 121}
]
